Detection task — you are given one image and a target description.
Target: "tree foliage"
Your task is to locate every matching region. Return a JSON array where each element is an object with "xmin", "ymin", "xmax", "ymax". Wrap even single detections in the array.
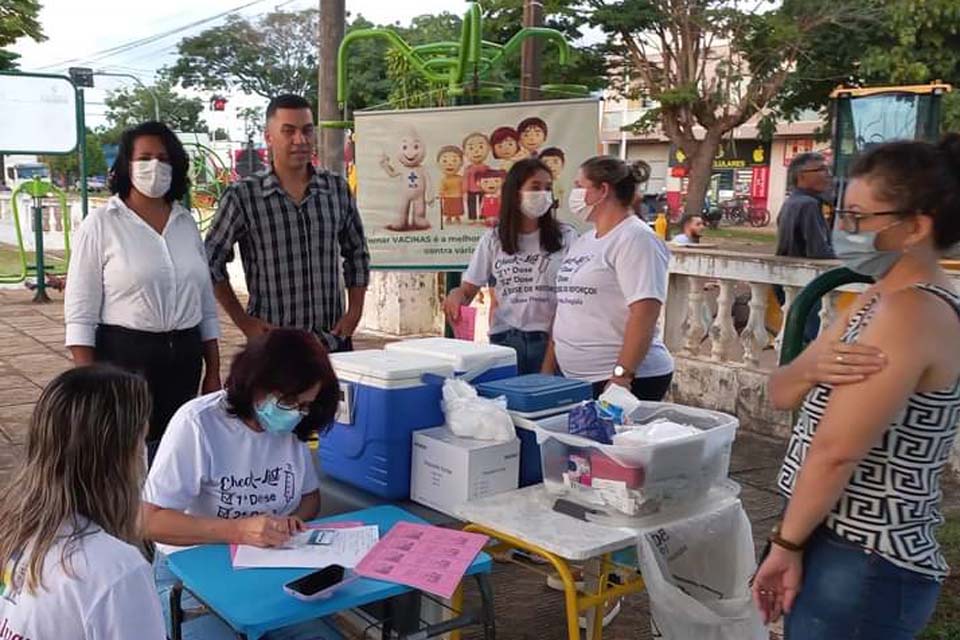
[
  {"xmin": 0, "ymin": 0, "xmax": 45, "ymax": 71},
  {"xmin": 40, "ymin": 129, "xmax": 107, "ymax": 185},
  {"xmin": 103, "ymin": 80, "xmax": 208, "ymax": 137},
  {"xmin": 166, "ymin": 9, "xmax": 318, "ymax": 103},
  {"xmin": 589, "ymin": 0, "xmax": 870, "ymax": 216},
  {"xmin": 776, "ymin": 0, "xmax": 960, "ymax": 131}
]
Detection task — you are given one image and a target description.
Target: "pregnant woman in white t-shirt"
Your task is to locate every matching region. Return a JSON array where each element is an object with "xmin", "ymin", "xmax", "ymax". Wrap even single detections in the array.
[
  {"xmin": 544, "ymin": 156, "xmax": 674, "ymax": 400},
  {"xmin": 444, "ymin": 158, "xmax": 579, "ymax": 373},
  {"xmin": 142, "ymin": 329, "xmax": 340, "ymax": 639},
  {"xmin": 0, "ymin": 366, "xmax": 165, "ymax": 640}
]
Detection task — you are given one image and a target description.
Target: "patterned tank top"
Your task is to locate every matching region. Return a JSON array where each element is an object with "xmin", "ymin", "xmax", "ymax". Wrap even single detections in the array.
[{"xmin": 777, "ymin": 284, "xmax": 960, "ymax": 580}]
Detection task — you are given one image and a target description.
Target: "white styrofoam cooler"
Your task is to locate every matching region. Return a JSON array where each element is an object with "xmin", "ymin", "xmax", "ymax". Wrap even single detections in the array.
[
  {"xmin": 385, "ymin": 337, "xmax": 517, "ymax": 383},
  {"xmin": 410, "ymin": 426, "xmax": 520, "ymax": 516}
]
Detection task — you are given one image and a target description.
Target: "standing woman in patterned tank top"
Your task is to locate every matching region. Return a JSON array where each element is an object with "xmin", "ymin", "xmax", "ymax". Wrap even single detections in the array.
[{"xmin": 753, "ymin": 136, "xmax": 960, "ymax": 639}]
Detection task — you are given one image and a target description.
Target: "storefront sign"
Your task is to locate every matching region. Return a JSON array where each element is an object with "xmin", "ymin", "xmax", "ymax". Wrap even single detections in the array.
[
  {"xmin": 783, "ymin": 138, "xmax": 815, "ymax": 166},
  {"xmin": 750, "ymin": 166, "xmax": 770, "ymax": 200},
  {"xmin": 668, "ymin": 140, "xmax": 772, "ymax": 170}
]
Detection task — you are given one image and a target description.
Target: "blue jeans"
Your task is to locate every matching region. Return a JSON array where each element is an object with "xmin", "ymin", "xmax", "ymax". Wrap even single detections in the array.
[
  {"xmin": 785, "ymin": 527, "xmax": 940, "ymax": 640},
  {"xmin": 489, "ymin": 329, "xmax": 548, "ymax": 375}
]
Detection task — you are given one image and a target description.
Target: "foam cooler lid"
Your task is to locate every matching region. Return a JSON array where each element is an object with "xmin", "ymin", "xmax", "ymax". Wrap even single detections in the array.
[
  {"xmin": 385, "ymin": 337, "xmax": 517, "ymax": 371},
  {"xmin": 330, "ymin": 349, "xmax": 454, "ymax": 387}
]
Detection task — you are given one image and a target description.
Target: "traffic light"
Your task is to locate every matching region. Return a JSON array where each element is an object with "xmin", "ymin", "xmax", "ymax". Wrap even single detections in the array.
[{"xmin": 212, "ymin": 96, "xmax": 227, "ymax": 111}]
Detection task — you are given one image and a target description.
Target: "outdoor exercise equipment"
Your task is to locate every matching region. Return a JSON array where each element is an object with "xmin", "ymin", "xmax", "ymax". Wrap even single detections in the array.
[
  {"xmin": 324, "ymin": 1, "xmax": 588, "ymax": 130},
  {"xmin": 4, "ymin": 178, "xmax": 71, "ymax": 303}
]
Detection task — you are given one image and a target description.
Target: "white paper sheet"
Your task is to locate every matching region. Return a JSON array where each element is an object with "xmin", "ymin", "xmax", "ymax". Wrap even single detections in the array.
[{"xmin": 232, "ymin": 525, "xmax": 380, "ymax": 569}]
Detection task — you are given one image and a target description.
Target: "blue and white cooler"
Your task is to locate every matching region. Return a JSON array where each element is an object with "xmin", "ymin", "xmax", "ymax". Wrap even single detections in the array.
[
  {"xmin": 476, "ymin": 374, "xmax": 592, "ymax": 486},
  {"xmin": 320, "ymin": 350, "xmax": 454, "ymax": 499},
  {"xmin": 384, "ymin": 337, "xmax": 518, "ymax": 383}
]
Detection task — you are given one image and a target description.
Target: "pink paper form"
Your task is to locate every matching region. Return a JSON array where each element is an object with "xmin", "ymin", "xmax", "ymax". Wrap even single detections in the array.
[{"xmin": 354, "ymin": 522, "xmax": 488, "ymax": 599}]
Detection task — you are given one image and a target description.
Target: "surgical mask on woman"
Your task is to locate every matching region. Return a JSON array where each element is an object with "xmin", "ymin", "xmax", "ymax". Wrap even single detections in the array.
[
  {"xmin": 255, "ymin": 395, "xmax": 306, "ymax": 434},
  {"xmin": 831, "ymin": 221, "xmax": 905, "ymax": 278},
  {"xmin": 131, "ymin": 159, "xmax": 173, "ymax": 198},
  {"xmin": 520, "ymin": 190, "xmax": 554, "ymax": 219},
  {"xmin": 568, "ymin": 188, "xmax": 596, "ymax": 222}
]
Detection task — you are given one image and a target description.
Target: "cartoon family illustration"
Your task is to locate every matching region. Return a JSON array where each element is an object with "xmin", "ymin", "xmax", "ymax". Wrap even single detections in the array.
[{"xmin": 377, "ymin": 116, "xmax": 565, "ymax": 232}]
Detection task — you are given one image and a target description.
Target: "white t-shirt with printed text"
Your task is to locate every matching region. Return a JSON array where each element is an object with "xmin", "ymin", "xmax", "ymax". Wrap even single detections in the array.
[
  {"xmin": 0, "ymin": 525, "xmax": 165, "ymax": 640},
  {"xmin": 143, "ymin": 391, "xmax": 320, "ymax": 524},
  {"xmin": 553, "ymin": 215, "xmax": 674, "ymax": 382},
  {"xmin": 464, "ymin": 224, "xmax": 580, "ymax": 335}
]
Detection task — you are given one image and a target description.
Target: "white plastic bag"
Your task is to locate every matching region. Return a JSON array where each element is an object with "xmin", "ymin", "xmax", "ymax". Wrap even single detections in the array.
[
  {"xmin": 442, "ymin": 378, "xmax": 516, "ymax": 442},
  {"xmin": 636, "ymin": 499, "xmax": 767, "ymax": 640}
]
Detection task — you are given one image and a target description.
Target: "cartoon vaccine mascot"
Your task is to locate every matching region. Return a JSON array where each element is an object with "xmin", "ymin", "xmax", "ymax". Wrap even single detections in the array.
[{"xmin": 379, "ymin": 127, "xmax": 431, "ymax": 231}]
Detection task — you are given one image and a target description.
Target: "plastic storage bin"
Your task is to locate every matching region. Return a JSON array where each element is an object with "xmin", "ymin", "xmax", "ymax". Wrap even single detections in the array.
[
  {"xmin": 476, "ymin": 374, "xmax": 592, "ymax": 487},
  {"xmin": 319, "ymin": 350, "xmax": 454, "ymax": 499},
  {"xmin": 532, "ymin": 402, "xmax": 738, "ymax": 516},
  {"xmin": 385, "ymin": 338, "xmax": 517, "ymax": 383}
]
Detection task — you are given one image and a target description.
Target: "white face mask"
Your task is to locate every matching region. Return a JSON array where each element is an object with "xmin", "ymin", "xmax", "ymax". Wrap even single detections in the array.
[
  {"xmin": 568, "ymin": 188, "xmax": 596, "ymax": 222},
  {"xmin": 131, "ymin": 159, "xmax": 173, "ymax": 199},
  {"xmin": 520, "ymin": 190, "xmax": 554, "ymax": 219}
]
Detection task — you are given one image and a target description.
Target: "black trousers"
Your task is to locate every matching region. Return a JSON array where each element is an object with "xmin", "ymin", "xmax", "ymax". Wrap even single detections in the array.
[
  {"xmin": 591, "ymin": 372, "xmax": 673, "ymax": 401},
  {"xmin": 95, "ymin": 324, "xmax": 203, "ymax": 448}
]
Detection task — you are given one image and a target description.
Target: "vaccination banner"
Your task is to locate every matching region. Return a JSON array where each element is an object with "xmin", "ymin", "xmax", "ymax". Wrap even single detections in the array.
[{"xmin": 354, "ymin": 98, "xmax": 600, "ymax": 269}]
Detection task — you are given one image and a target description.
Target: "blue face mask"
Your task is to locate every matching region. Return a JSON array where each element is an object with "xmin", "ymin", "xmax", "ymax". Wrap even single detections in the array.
[
  {"xmin": 255, "ymin": 395, "xmax": 305, "ymax": 434},
  {"xmin": 831, "ymin": 224, "xmax": 903, "ymax": 278}
]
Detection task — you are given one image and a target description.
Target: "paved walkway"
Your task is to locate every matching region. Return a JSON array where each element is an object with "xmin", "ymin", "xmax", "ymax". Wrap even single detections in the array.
[{"xmin": 0, "ymin": 288, "xmax": 788, "ymax": 638}]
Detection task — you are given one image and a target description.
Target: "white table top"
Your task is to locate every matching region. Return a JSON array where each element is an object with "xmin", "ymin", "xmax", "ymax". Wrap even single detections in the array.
[{"xmin": 454, "ymin": 482, "xmax": 742, "ymax": 561}]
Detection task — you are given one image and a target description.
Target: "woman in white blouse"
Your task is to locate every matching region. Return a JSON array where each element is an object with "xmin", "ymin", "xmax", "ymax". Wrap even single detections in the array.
[{"xmin": 65, "ymin": 121, "xmax": 220, "ymax": 462}]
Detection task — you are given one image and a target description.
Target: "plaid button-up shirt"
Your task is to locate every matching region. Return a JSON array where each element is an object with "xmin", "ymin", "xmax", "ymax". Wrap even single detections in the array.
[{"xmin": 205, "ymin": 167, "xmax": 370, "ymax": 334}]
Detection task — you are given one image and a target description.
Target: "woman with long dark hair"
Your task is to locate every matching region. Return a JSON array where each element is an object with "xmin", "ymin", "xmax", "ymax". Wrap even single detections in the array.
[
  {"xmin": 0, "ymin": 366, "xmax": 164, "ymax": 639},
  {"xmin": 444, "ymin": 157, "xmax": 579, "ymax": 373},
  {"xmin": 65, "ymin": 121, "xmax": 221, "ymax": 462}
]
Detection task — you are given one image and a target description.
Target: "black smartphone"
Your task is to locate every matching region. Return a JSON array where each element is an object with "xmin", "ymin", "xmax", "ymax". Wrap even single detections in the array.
[{"xmin": 283, "ymin": 564, "xmax": 348, "ymax": 601}]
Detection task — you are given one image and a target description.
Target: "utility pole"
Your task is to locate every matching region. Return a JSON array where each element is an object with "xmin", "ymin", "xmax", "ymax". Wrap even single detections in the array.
[
  {"xmin": 520, "ymin": 0, "xmax": 544, "ymax": 102},
  {"xmin": 319, "ymin": 0, "xmax": 345, "ymax": 174}
]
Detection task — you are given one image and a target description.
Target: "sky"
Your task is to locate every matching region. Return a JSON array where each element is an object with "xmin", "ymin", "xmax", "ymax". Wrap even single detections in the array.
[{"xmin": 8, "ymin": 0, "xmax": 465, "ymax": 133}]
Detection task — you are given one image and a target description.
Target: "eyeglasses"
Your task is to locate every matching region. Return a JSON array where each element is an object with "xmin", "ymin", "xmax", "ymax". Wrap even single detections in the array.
[
  {"xmin": 801, "ymin": 166, "xmax": 830, "ymax": 175},
  {"xmin": 834, "ymin": 209, "xmax": 909, "ymax": 234},
  {"xmin": 276, "ymin": 397, "xmax": 313, "ymax": 415}
]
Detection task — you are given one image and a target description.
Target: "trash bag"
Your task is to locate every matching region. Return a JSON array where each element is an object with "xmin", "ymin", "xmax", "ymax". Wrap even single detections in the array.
[
  {"xmin": 442, "ymin": 378, "xmax": 516, "ymax": 442},
  {"xmin": 636, "ymin": 499, "xmax": 767, "ymax": 640}
]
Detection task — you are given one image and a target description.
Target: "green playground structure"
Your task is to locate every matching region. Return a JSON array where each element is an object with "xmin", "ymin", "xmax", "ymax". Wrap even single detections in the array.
[
  {"xmin": 3, "ymin": 178, "xmax": 72, "ymax": 302},
  {"xmin": 325, "ymin": 1, "xmax": 589, "ymax": 129}
]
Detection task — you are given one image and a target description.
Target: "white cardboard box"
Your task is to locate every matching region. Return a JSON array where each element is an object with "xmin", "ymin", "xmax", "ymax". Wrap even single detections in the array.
[{"xmin": 411, "ymin": 426, "xmax": 520, "ymax": 516}]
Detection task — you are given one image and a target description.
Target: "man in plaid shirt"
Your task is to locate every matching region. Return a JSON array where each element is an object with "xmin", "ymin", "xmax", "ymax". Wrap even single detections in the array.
[{"xmin": 205, "ymin": 95, "xmax": 370, "ymax": 352}]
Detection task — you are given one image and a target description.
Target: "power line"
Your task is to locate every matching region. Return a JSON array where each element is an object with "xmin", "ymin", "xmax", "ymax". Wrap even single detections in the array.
[{"xmin": 36, "ymin": 0, "xmax": 297, "ymax": 71}]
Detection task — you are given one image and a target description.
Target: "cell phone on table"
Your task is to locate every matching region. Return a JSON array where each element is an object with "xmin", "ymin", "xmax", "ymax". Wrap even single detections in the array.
[
  {"xmin": 552, "ymin": 498, "xmax": 599, "ymax": 521},
  {"xmin": 283, "ymin": 564, "xmax": 355, "ymax": 601}
]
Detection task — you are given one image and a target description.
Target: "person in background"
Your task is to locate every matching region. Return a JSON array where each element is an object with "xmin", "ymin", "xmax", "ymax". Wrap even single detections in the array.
[
  {"xmin": 753, "ymin": 137, "xmax": 960, "ymax": 638},
  {"xmin": 445, "ymin": 158, "xmax": 579, "ymax": 374},
  {"xmin": 65, "ymin": 121, "xmax": 221, "ymax": 462},
  {"xmin": 544, "ymin": 156, "xmax": 673, "ymax": 400},
  {"xmin": 0, "ymin": 366, "xmax": 164, "ymax": 640},
  {"xmin": 205, "ymin": 94, "xmax": 370, "ymax": 353},
  {"xmin": 672, "ymin": 213, "xmax": 705, "ymax": 245},
  {"xmin": 143, "ymin": 329, "xmax": 339, "ymax": 638},
  {"xmin": 775, "ymin": 152, "xmax": 834, "ymax": 341}
]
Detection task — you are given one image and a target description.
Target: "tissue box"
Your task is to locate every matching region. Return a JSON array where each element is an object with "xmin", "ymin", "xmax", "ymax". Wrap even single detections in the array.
[{"xmin": 411, "ymin": 427, "xmax": 520, "ymax": 516}]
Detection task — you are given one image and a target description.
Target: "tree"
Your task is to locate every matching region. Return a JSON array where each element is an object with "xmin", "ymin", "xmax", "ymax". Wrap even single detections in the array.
[
  {"xmin": 0, "ymin": 0, "xmax": 45, "ymax": 71},
  {"xmin": 212, "ymin": 128, "xmax": 230, "ymax": 141},
  {"xmin": 590, "ymin": 0, "xmax": 868, "ymax": 217},
  {"xmin": 776, "ymin": 0, "xmax": 960, "ymax": 131},
  {"xmin": 481, "ymin": 0, "xmax": 607, "ymax": 98},
  {"xmin": 103, "ymin": 80, "xmax": 208, "ymax": 136},
  {"xmin": 166, "ymin": 9, "xmax": 318, "ymax": 104},
  {"xmin": 40, "ymin": 129, "xmax": 108, "ymax": 187}
]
